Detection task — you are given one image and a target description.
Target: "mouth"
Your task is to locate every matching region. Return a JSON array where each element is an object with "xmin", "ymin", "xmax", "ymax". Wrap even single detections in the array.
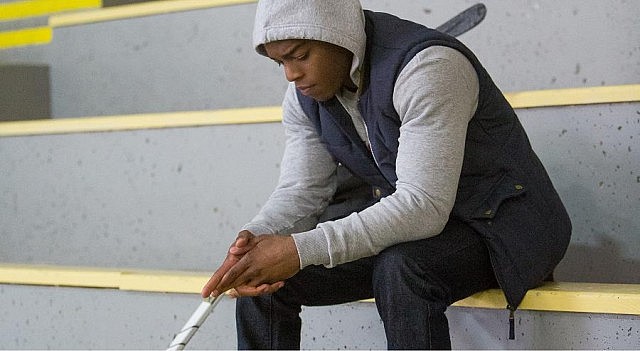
[{"xmin": 296, "ymin": 85, "xmax": 314, "ymax": 96}]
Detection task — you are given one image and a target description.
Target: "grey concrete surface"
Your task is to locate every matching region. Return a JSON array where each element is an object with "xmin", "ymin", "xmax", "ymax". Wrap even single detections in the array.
[
  {"xmin": 0, "ymin": 123, "xmax": 284, "ymax": 271},
  {"xmin": 517, "ymin": 102, "xmax": 640, "ymax": 283},
  {"xmin": 1, "ymin": 103, "xmax": 638, "ymax": 282},
  {"xmin": 0, "ymin": 0, "xmax": 637, "ymax": 118},
  {"xmin": 1, "ymin": 284, "xmax": 638, "ymax": 349},
  {"xmin": 0, "ymin": 1, "xmax": 639, "ymax": 349}
]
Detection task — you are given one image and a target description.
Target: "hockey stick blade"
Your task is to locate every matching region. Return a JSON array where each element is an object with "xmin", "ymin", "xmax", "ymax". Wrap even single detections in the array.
[{"xmin": 436, "ymin": 3, "xmax": 487, "ymax": 37}]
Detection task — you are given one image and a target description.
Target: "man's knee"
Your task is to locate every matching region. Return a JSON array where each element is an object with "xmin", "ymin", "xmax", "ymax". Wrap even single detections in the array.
[
  {"xmin": 373, "ymin": 247, "xmax": 424, "ymax": 290},
  {"xmin": 371, "ymin": 244, "xmax": 450, "ymax": 304}
]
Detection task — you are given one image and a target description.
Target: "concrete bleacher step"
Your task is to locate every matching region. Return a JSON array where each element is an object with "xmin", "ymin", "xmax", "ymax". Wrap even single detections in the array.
[
  {"xmin": 0, "ymin": 85, "xmax": 637, "ymax": 137},
  {"xmin": 1, "ymin": 88, "xmax": 639, "ymax": 348},
  {"xmin": 2, "ymin": 263, "xmax": 639, "ymax": 315},
  {"xmin": 2, "ymin": 1, "xmax": 638, "ymax": 118},
  {"xmin": 1, "ymin": 0, "xmax": 638, "ymax": 348},
  {"xmin": 1, "ymin": 264, "xmax": 639, "ymax": 349}
]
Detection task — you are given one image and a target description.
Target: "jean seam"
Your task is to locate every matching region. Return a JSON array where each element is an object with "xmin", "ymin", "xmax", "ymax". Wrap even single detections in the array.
[
  {"xmin": 268, "ymin": 294, "xmax": 274, "ymax": 349},
  {"xmin": 427, "ymin": 303, "xmax": 433, "ymax": 349}
]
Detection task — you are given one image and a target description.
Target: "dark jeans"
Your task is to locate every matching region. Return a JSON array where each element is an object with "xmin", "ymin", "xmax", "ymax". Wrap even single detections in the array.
[{"xmin": 235, "ymin": 218, "xmax": 498, "ymax": 350}]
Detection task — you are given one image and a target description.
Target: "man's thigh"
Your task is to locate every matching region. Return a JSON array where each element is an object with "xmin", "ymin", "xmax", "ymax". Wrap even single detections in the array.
[
  {"xmin": 281, "ymin": 256, "xmax": 376, "ymax": 307},
  {"xmin": 282, "ymin": 219, "xmax": 495, "ymax": 307},
  {"xmin": 375, "ymin": 218, "xmax": 498, "ymax": 303}
]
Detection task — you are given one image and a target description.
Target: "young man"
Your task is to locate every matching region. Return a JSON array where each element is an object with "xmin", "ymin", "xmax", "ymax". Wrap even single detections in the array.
[{"xmin": 202, "ymin": 0, "xmax": 572, "ymax": 349}]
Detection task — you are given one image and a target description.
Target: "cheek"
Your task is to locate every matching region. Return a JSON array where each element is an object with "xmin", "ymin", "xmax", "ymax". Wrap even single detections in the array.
[
  {"xmin": 319, "ymin": 66, "xmax": 344, "ymax": 89},
  {"xmin": 308, "ymin": 58, "xmax": 347, "ymax": 99}
]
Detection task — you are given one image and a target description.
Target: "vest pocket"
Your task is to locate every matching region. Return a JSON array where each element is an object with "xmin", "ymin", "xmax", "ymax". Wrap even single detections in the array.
[{"xmin": 454, "ymin": 173, "xmax": 527, "ymax": 221}]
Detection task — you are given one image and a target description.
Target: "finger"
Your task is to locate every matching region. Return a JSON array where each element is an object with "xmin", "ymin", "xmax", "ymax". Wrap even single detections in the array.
[
  {"xmin": 201, "ymin": 272, "xmax": 222, "ymax": 298},
  {"xmin": 216, "ymin": 260, "xmax": 252, "ymax": 293},
  {"xmin": 235, "ymin": 230, "xmax": 254, "ymax": 247},
  {"xmin": 202, "ymin": 264, "xmax": 234, "ymax": 298},
  {"xmin": 229, "ymin": 244, "xmax": 251, "ymax": 255},
  {"xmin": 234, "ymin": 281, "xmax": 285, "ymax": 297},
  {"xmin": 231, "ymin": 231, "xmax": 256, "ymax": 253},
  {"xmin": 233, "ymin": 285, "xmax": 267, "ymax": 297},
  {"xmin": 201, "ymin": 255, "xmax": 241, "ymax": 297},
  {"xmin": 260, "ymin": 281, "xmax": 285, "ymax": 294}
]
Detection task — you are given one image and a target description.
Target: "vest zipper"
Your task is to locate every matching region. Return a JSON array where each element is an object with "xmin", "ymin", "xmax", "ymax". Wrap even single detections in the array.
[{"xmin": 361, "ymin": 118, "xmax": 380, "ymax": 169}]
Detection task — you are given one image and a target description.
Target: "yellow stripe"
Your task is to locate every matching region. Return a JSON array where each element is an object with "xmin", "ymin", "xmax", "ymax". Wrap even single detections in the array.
[
  {"xmin": 452, "ymin": 283, "xmax": 640, "ymax": 315},
  {"xmin": 119, "ymin": 270, "xmax": 211, "ymax": 294},
  {"xmin": 0, "ymin": 0, "xmax": 101, "ymax": 21},
  {"xmin": 0, "ymin": 26, "xmax": 52, "ymax": 49},
  {"xmin": 1, "ymin": 264, "xmax": 639, "ymax": 315},
  {"xmin": 0, "ymin": 107, "xmax": 282, "ymax": 137},
  {"xmin": 0, "ymin": 85, "xmax": 638, "ymax": 138},
  {"xmin": 50, "ymin": 0, "xmax": 256, "ymax": 27},
  {"xmin": 0, "ymin": 264, "xmax": 204, "ymax": 294},
  {"xmin": 505, "ymin": 84, "xmax": 640, "ymax": 109},
  {"xmin": 0, "ymin": 264, "xmax": 121, "ymax": 289}
]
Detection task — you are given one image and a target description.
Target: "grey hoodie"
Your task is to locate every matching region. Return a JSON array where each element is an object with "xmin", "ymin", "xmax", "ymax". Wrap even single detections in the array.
[{"xmin": 244, "ymin": 0, "xmax": 480, "ymax": 269}]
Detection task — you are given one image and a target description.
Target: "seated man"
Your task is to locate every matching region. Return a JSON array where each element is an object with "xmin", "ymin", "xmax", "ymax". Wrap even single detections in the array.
[{"xmin": 202, "ymin": 0, "xmax": 572, "ymax": 349}]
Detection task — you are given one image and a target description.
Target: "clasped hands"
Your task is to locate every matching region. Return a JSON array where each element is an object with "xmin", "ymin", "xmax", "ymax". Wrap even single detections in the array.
[{"xmin": 201, "ymin": 230, "xmax": 300, "ymax": 298}]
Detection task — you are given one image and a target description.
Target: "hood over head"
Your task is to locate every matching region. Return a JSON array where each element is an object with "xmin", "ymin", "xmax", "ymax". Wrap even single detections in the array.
[{"xmin": 252, "ymin": 0, "xmax": 366, "ymax": 88}]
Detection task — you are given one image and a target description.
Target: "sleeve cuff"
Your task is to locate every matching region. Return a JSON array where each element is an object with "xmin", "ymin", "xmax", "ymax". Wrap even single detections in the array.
[
  {"xmin": 291, "ymin": 228, "xmax": 331, "ymax": 269},
  {"xmin": 241, "ymin": 223, "xmax": 276, "ymax": 235}
]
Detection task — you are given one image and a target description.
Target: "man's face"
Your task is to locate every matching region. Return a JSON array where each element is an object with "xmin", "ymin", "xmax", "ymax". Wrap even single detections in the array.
[{"xmin": 264, "ymin": 39, "xmax": 355, "ymax": 102}]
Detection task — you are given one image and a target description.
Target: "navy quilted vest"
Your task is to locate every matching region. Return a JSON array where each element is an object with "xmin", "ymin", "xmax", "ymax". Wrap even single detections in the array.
[{"xmin": 296, "ymin": 11, "xmax": 571, "ymax": 311}]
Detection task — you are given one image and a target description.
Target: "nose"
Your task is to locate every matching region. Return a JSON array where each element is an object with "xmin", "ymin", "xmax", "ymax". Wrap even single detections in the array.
[{"xmin": 283, "ymin": 62, "xmax": 302, "ymax": 82}]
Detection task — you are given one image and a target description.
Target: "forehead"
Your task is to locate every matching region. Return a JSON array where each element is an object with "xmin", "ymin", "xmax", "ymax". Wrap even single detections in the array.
[{"xmin": 263, "ymin": 39, "xmax": 309, "ymax": 58}]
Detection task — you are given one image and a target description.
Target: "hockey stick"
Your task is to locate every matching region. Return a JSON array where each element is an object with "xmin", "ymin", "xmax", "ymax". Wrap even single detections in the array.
[
  {"xmin": 166, "ymin": 4, "xmax": 487, "ymax": 350},
  {"xmin": 436, "ymin": 3, "xmax": 487, "ymax": 37},
  {"xmin": 167, "ymin": 294, "xmax": 225, "ymax": 351}
]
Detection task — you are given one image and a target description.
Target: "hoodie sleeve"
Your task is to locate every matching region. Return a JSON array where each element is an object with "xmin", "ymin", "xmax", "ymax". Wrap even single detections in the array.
[
  {"xmin": 291, "ymin": 45, "xmax": 479, "ymax": 268},
  {"xmin": 241, "ymin": 84, "xmax": 338, "ymax": 251}
]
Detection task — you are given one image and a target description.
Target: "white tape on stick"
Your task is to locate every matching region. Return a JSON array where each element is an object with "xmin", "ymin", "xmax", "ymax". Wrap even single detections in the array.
[{"xmin": 167, "ymin": 294, "xmax": 226, "ymax": 351}]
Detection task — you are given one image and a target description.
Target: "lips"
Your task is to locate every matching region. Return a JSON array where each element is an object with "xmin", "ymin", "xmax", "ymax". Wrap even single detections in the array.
[{"xmin": 296, "ymin": 85, "xmax": 314, "ymax": 95}]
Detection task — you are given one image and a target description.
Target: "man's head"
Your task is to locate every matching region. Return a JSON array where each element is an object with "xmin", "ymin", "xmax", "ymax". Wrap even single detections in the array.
[
  {"xmin": 264, "ymin": 39, "xmax": 355, "ymax": 101},
  {"xmin": 252, "ymin": 0, "xmax": 366, "ymax": 101}
]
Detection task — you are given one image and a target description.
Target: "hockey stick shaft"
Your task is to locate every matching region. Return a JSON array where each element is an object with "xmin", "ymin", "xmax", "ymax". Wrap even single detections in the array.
[{"xmin": 167, "ymin": 294, "xmax": 225, "ymax": 351}]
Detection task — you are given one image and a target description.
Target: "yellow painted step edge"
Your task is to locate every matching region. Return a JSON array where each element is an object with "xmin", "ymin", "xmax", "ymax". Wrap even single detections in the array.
[
  {"xmin": 0, "ymin": 263, "xmax": 121, "ymax": 289},
  {"xmin": 0, "ymin": 106, "xmax": 283, "ymax": 137},
  {"xmin": 119, "ymin": 270, "xmax": 211, "ymax": 294},
  {"xmin": 507, "ymin": 84, "xmax": 640, "ymax": 109},
  {"xmin": 452, "ymin": 282, "xmax": 640, "ymax": 315},
  {"xmin": 0, "ymin": 263, "xmax": 205, "ymax": 294},
  {"xmin": 0, "ymin": 85, "xmax": 638, "ymax": 138},
  {"xmin": 49, "ymin": 0, "xmax": 257, "ymax": 27},
  {"xmin": 0, "ymin": 26, "xmax": 52, "ymax": 50},
  {"xmin": 1, "ymin": 264, "xmax": 639, "ymax": 315},
  {"xmin": 0, "ymin": 0, "xmax": 101, "ymax": 22}
]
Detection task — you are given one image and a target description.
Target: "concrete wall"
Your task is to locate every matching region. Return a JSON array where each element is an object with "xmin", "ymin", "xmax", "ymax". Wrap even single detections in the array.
[
  {"xmin": 517, "ymin": 103, "xmax": 639, "ymax": 283},
  {"xmin": 0, "ymin": 0, "xmax": 639, "ymax": 349},
  {"xmin": 1, "ymin": 103, "xmax": 638, "ymax": 281},
  {"xmin": 0, "ymin": 0, "xmax": 638, "ymax": 117},
  {"xmin": 1, "ymin": 123, "xmax": 283, "ymax": 270},
  {"xmin": 2, "ymin": 284, "xmax": 639, "ymax": 349}
]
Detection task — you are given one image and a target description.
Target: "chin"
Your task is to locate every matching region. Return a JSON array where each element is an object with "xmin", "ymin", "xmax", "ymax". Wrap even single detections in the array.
[{"xmin": 313, "ymin": 94, "xmax": 335, "ymax": 102}]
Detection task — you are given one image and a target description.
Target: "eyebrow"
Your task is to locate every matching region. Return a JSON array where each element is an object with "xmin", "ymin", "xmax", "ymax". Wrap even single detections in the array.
[{"xmin": 273, "ymin": 41, "xmax": 307, "ymax": 61}]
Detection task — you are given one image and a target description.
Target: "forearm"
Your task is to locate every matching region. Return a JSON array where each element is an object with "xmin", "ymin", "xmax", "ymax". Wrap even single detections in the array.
[{"xmin": 243, "ymin": 84, "xmax": 338, "ymax": 237}]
